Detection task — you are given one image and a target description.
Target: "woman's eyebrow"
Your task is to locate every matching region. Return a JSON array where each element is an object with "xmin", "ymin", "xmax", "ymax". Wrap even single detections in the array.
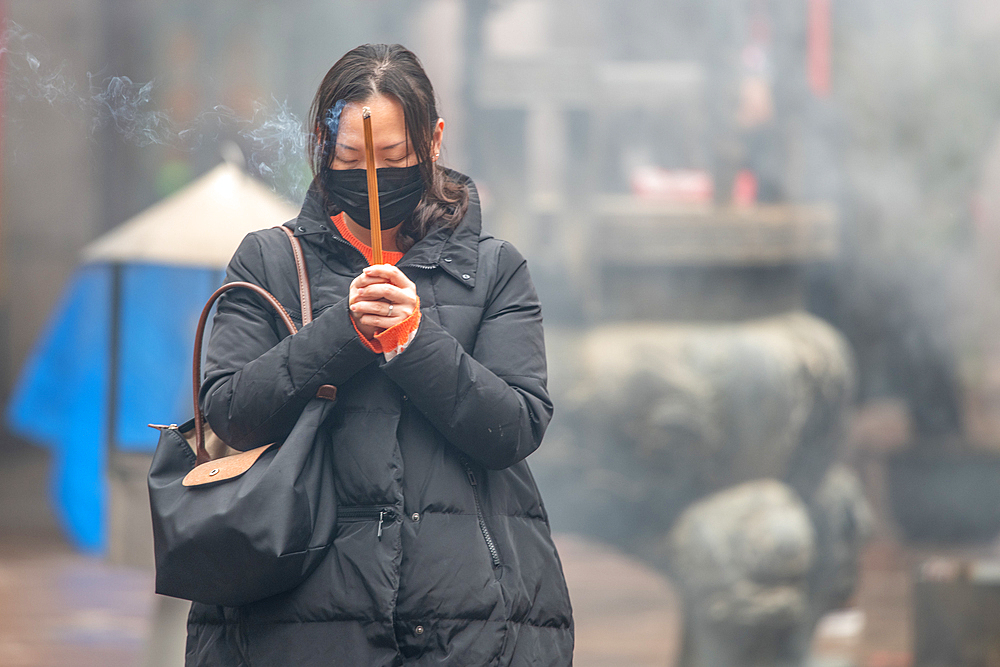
[{"xmin": 336, "ymin": 140, "xmax": 406, "ymax": 153}]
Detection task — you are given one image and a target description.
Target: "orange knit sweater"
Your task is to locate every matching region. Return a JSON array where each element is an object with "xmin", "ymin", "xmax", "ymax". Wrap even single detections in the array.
[{"xmin": 332, "ymin": 213, "xmax": 421, "ymax": 356}]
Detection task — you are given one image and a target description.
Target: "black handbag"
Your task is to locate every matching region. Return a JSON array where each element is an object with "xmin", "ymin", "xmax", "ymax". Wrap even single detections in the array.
[{"xmin": 147, "ymin": 226, "xmax": 338, "ymax": 607}]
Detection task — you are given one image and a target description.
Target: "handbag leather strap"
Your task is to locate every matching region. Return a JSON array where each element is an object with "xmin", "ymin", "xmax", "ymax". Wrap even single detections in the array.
[
  {"xmin": 278, "ymin": 225, "xmax": 313, "ymax": 326},
  {"xmin": 190, "ymin": 225, "xmax": 326, "ymax": 465}
]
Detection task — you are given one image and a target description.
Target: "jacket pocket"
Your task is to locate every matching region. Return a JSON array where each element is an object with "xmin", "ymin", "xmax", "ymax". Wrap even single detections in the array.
[{"xmin": 337, "ymin": 506, "xmax": 398, "ymax": 540}]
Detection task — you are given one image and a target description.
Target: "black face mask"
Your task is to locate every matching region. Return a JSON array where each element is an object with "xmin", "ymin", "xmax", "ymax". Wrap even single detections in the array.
[{"xmin": 322, "ymin": 165, "xmax": 425, "ymax": 230}]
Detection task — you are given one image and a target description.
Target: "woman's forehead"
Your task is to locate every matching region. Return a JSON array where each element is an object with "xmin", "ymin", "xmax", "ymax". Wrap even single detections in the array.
[{"xmin": 336, "ymin": 96, "xmax": 408, "ymax": 145}]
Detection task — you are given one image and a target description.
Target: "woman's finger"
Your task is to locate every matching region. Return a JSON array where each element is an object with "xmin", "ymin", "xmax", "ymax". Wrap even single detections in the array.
[
  {"xmin": 350, "ymin": 273, "xmax": 391, "ymax": 311},
  {"xmin": 355, "ymin": 314, "xmax": 402, "ymax": 330},
  {"xmin": 351, "ymin": 273, "xmax": 389, "ymax": 290},
  {"xmin": 362, "ymin": 264, "xmax": 415, "ymax": 289},
  {"xmin": 350, "ymin": 299, "xmax": 413, "ymax": 319},
  {"xmin": 356, "ymin": 282, "xmax": 415, "ymax": 305}
]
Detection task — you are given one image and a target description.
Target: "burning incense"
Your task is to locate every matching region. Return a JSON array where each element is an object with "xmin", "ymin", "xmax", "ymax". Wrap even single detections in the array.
[{"xmin": 361, "ymin": 106, "xmax": 383, "ymax": 265}]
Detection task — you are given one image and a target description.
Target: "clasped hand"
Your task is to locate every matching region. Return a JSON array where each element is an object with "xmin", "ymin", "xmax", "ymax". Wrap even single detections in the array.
[{"xmin": 349, "ymin": 264, "xmax": 418, "ymax": 341}]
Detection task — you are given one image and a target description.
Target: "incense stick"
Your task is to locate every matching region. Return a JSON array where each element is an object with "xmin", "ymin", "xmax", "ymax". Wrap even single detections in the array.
[{"xmin": 361, "ymin": 107, "xmax": 383, "ymax": 265}]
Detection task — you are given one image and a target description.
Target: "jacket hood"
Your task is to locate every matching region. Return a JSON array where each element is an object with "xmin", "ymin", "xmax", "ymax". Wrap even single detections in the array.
[{"xmin": 288, "ymin": 168, "xmax": 483, "ymax": 288}]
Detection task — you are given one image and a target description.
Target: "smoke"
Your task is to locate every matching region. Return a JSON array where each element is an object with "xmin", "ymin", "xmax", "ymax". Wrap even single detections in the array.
[
  {"xmin": 1, "ymin": 21, "xmax": 312, "ymax": 199},
  {"xmin": 90, "ymin": 75, "xmax": 173, "ymax": 148},
  {"xmin": 241, "ymin": 98, "xmax": 310, "ymax": 195}
]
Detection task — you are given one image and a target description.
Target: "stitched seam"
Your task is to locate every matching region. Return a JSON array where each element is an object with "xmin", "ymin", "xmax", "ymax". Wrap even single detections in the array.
[
  {"xmin": 236, "ymin": 316, "xmax": 369, "ymax": 445},
  {"xmin": 297, "ymin": 334, "xmax": 371, "ymax": 391},
  {"xmin": 338, "ymin": 407, "xmax": 401, "ymax": 415},
  {"xmin": 482, "ymin": 242, "xmax": 523, "ymax": 316},
  {"xmin": 192, "ymin": 616, "xmax": 570, "ymax": 629},
  {"xmin": 235, "ymin": 356, "xmax": 297, "ymax": 445},
  {"xmin": 191, "ymin": 617, "xmax": 394, "ymax": 627}
]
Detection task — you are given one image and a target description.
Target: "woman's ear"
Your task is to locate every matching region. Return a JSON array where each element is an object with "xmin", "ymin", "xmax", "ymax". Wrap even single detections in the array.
[{"xmin": 431, "ymin": 118, "xmax": 445, "ymax": 161}]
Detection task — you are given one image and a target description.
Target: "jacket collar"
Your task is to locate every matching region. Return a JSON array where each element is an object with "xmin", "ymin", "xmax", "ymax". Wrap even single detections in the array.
[{"xmin": 289, "ymin": 169, "xmax": 482, "ymax": 288}]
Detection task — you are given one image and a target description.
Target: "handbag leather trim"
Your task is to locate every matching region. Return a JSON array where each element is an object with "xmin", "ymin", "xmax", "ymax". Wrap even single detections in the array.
[
  {"xmin": 279, "ymin": 225, "xmax": 313, "ymax": 326},
  {"xmin": 182, "ymin": 443, "xmax": 275, "ymax": 487}
]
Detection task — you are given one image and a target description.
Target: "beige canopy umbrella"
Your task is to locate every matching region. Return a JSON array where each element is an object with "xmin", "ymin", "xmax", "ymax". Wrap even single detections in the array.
[{"xmin": 81, "ymin": 160, "xmax": 299, "ymax": 268}]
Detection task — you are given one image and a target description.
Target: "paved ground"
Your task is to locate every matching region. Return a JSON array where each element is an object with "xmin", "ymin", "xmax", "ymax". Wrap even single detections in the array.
[
  {"xmin": 0, "ymin": 439, "xmax": 149, "ymax": 666},
  {"xmin": 0, "ymin": 548, "xmax": 151, "ymax": 667},
  {"xmin": 555, "ymin": 535, "xmax": 680, "ymax": 667}
]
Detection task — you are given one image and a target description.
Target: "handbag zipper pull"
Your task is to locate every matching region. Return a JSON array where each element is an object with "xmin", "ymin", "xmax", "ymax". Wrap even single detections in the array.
[{"xmin": 377, "ymin": 510, "xmax": 385, "ymax": 539}]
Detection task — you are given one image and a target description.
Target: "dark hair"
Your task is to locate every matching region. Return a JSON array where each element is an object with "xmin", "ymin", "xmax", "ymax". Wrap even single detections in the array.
[{"xmin": 308, "ymin": 44, "xmax": 469, "ymax": 251}]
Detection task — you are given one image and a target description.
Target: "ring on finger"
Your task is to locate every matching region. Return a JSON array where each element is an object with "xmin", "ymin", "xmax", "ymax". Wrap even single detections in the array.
[{"xmin": 387, "ymin": 303, "xmax": 393, "ymax": 317}]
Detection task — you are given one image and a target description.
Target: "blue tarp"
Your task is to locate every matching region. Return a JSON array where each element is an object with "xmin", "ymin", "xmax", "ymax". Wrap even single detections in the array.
[{"xmin": 6, "ymin": 262, "xmax": 222, "ymax": 551}]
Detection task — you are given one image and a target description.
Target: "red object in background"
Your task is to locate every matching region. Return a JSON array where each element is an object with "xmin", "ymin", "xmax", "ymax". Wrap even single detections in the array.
[
  {"xmin": 732, "ymin": 169, "xmax": 758, "ymax": 207},
  {"xmin": 808, "ymin": 0, "xmax": 832, "ymax": 97},
  {"xmin": 630, "ymin": 167, "xmax": 713, "ymax": 205}
]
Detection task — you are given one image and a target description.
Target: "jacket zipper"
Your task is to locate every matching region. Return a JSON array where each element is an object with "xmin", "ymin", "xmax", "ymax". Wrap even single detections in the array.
[
  {"xmin": 464, "ymin": 464, "xmax": 501, "ymax": 568},
  {"xmin": 338, "ymin": 506, "xmax": 397, "ymax": 540},
  {"xmin": 328, "ymin": 234, "xmax": 368, "ymax": 265}
]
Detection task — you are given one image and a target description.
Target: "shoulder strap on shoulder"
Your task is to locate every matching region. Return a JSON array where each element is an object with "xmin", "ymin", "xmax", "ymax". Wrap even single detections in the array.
[{"xmin": 277, "ymin": 225, "xmax": 313, "ymax": 325}]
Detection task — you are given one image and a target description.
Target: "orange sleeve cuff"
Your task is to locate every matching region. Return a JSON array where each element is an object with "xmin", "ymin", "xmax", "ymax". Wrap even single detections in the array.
[
  {"xmin": 350, "ymin": 296, "xmax": 422, "ymax": 356},
  {"xmin": 374, "ymin": 298, "xmax": 421, "ymax": 356}
]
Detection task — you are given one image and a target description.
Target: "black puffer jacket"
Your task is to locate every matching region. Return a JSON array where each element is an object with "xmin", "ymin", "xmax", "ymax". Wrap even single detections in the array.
[{"xmin": 187, "ymin": 173, "xmax": 574, "ymax": 666}]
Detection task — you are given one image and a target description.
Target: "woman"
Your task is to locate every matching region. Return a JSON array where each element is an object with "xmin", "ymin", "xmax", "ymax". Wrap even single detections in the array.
[{"xmin": 188, "ymin": 44, "xmax": 574, "ymax": 666}]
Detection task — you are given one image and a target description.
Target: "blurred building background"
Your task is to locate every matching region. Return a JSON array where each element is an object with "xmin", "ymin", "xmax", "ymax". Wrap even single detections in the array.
[
  {"xmin": 5, "ymin": 0, "xmax": 1000, "ymax": 451},
  {"xmin": 4, "ymin": 0, "xmax": 1000, "ymax": 665}
]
